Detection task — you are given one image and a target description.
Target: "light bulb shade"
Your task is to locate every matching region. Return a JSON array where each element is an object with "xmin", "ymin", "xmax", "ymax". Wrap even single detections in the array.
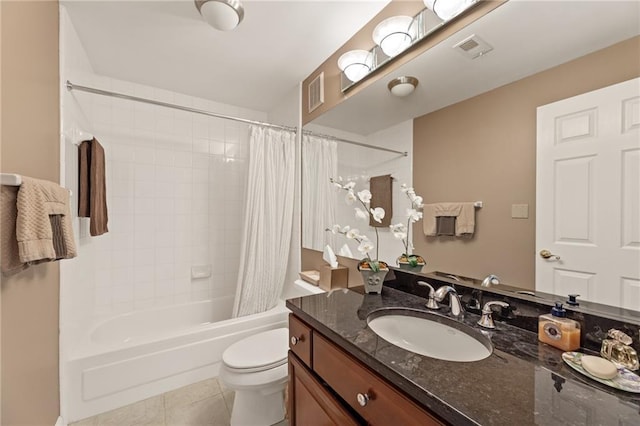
[
  {"xmin": 338, "ymin": 50, "xmax": 373, "ymax": 83},
  {"xmin": 195, "ymin": 0, "xmax": 244, "ymax": 31},
  {"xmin": 388, "ymin": 76, "xmax": 419, "ymax": 97},
  {"xmin": 424, "ymin": 0, "xmax": 475, "ymax": 21},
  {"xmin": 372, "ymin": 16, "xmax": 414, "ymax": 57}
]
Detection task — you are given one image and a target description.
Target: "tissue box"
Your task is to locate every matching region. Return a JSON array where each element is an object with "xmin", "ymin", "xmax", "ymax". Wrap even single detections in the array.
[{"xmin": 319, "ymin": 265, "xmax": 349, "ymax": 291}]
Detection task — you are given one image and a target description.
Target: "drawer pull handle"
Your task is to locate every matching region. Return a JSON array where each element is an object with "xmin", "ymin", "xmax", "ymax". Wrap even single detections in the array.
[
  {"xmin": 290, "ymin": 336, "xmax": 301, "ymax": 345},
  {"xmin": 356, "ymin": 393, "xmax": 370, "ymax": 407}
]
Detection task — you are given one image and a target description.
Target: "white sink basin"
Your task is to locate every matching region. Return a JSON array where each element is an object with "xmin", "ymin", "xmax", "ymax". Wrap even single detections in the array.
[{"xmin": 367, "ymin": 309, "xmax": 492, "ymax": 362}]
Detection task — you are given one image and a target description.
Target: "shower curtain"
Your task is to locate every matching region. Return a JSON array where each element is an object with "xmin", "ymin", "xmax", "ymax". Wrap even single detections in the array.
[
  {"xmin": 233, "ymin": 125, "xmax": 296, "ymax": 317},
  {"xmin": 301, "ymin": 134, "xmax": 338, "ymax": 251}
]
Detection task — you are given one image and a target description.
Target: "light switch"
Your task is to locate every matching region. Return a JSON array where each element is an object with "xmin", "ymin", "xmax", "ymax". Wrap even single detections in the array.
[{"xmin": 512, "ymin": 204, "xmax": 529, "ymax": 219}]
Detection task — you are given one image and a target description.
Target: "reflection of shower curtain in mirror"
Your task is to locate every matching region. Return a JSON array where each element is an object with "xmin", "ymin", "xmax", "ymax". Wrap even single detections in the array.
[
  {"xmin": 302, "ymin": 135, "xmax": 338, "ymax": 252},
  {"xmin": 233, "ymin": 125, "xmax": 296, "ymax": 317}
]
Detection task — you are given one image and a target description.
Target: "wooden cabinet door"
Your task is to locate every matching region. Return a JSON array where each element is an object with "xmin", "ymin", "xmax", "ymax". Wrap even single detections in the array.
[{"xmin": 289, "ymin": 352, "xmax": 360, "ymax": 426}]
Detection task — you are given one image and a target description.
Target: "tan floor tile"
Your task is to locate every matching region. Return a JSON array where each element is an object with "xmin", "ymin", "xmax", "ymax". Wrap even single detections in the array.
[
  {"xmin": 165, "ymin": 393, "xmax": 230, "ymax": 426},
  {"xmin": 164, "ymin": 378, "xmax": 222, "ymax": 411},
  {"xmin": 97, "ymin": 395, "xmax": 165, "ymax": 426}
]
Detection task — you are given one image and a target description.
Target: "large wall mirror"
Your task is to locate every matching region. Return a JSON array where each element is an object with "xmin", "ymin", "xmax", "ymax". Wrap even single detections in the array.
[{"xmin": 301, "ymin": 1, "xmax": 640, "ymax": 311}]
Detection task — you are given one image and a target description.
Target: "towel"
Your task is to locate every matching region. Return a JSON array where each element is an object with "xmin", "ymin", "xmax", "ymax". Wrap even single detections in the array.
[
  {"xmin": 1, "ymin": 186, "xmax": 23, "ymax": 274},
  {"xmin": 423, "ymin": 202, "xmax": 476, "ymax": 237},
  {"xmin": 78, "ymin": 138, "xmax": 109, "ymax": 236},
  {"xmin": 0, "ymin": 177, "xmax": 77, "ymax": 275},
  {"xmin": 436, "ymin": 216, "xmax": 456, "ymax": 236},
  {"xmin": 369, "ymin": 174, "xmax": 393, "ymax": 227}
]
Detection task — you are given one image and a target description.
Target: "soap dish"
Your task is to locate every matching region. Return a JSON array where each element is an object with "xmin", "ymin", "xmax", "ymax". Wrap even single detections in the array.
[{"xmin": 562, "ymin": 352, "xmax": 640, "ymax": 393}]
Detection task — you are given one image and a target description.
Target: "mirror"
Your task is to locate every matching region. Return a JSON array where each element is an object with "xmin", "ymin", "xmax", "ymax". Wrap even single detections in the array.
[{"xmin": 302, "ymin": 0, "xmax": 640, "ymax": 310}]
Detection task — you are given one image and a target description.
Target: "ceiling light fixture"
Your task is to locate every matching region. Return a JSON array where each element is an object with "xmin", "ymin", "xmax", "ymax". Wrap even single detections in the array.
[
  {"xmin": 338, "ymin": 50, "xmax": 374, "ymax": 83},
  {"xmin": 195, "ymin": 0, "xmax": 244, "ymax": 31},
  {"xmin": 372, "ymin": 16, "xmax": 415, "ymax": 57},
  {"xmin": 387, "ymin": 76, "xmax": 419, "ymax": 97},
  {"xmin": 424, "ymin": 0, "xmax": 476, "ymax": 21}
]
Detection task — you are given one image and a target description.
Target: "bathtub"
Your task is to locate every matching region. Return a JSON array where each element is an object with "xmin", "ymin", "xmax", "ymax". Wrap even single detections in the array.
[{"xmin": 63, "ymin": 280, "xmax": 324, "ymax": 422}]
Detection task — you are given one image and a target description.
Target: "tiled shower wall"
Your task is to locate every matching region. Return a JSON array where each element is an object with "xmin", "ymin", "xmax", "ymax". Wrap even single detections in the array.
[{"xmin": 60, "ymin": 8, "xmax": 266, "ymax": 341}]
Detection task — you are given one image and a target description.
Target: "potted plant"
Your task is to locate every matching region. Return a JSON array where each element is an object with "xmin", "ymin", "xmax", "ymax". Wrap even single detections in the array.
[
  {"xmin": 328, "ymin": 178, "xmax": 388, "ymax": 294},
  {"xmin": 390, "ymin": 184, "xmax": 426, "ymax": 272}
]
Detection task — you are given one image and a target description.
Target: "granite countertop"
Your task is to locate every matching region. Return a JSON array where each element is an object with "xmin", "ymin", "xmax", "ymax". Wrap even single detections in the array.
[{"xmin": 286, "ymin": 286, "xmax": 640, "ymax": 426}]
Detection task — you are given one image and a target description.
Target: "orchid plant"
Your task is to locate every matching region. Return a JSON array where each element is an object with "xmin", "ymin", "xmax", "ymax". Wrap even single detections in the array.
[
  {"xmin": 389, "ymin": 184, "xmax": 425, "ymax": 267},
  {"xmin": 327, "ymin": 177, "xmax": 387, "ymax": 272}
]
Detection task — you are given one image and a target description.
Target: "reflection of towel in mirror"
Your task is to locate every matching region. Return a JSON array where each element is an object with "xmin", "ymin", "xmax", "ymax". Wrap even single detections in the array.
[
  {"xmin": 423, "ymin": 202, "xmax": 475, "ymax": 237},
  {"xmin": 436, "ymin": 216, "xmax": 456, "ymax": 236},
  {"xmin": 369, "ymin": 174, "xmax": 393, "ymax": 227}
]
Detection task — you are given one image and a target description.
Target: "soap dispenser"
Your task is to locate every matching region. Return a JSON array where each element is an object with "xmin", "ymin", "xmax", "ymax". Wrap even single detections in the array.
[{"xmin": 538, "ymin": 302, "xmax": 581, "ymax": 351}]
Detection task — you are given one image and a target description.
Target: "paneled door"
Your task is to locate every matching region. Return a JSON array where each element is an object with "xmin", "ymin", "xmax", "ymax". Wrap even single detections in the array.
[{"xmin": 536, "ymin": 77, "xmax": 640, "ymax": 309}]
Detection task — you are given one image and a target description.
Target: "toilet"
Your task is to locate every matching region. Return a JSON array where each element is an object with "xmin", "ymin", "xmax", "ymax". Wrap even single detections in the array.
[{"xmin": 219, "ymin": 328, "xmax": 289, "ymax": 426}]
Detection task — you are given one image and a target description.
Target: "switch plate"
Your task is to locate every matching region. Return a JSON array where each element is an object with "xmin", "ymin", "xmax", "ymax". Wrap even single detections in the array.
[{"xmin": 512, "ymin": 204, "xmax": 529, "ymax": 219}]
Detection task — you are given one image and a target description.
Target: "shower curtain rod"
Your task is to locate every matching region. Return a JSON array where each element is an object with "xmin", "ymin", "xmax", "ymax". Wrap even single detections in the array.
[{"xmin": 65, "ymin": 81, "xmax": 408, "ymax": 157}]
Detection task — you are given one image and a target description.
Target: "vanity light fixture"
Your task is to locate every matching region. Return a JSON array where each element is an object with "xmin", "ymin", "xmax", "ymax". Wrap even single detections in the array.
[
  {"xmin": 195, "ymin": 0, "xmax": 244, "ymax": 31},
  {"xmin": 387, "ymin": 76, "xmax": 419, "ymax": 97},
  {"xmin": 338, "ymin": 50, "xmax": 374, "ymax": 83},
  {"xmin": 372, "ymin": 16, "xmax": 415, "ymax": 57},
  {"xmin": 424, "ymin": 0, "xmax": 476, "ymax": 21}
]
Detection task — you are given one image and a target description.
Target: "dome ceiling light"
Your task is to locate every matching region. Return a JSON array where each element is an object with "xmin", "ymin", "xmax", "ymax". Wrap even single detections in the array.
[
  {"xmin": 338, "ymin": 50, "xmax": 374, "ymax": 83},
  {"xmin": 388, "ymin": 76, "xmax": 419, "ymax": 97},
  {"xmin": 424, "ymin": 0, "xmax": 477, "ymax": 21},
  {"xmin": 195, "ymin": 0, "xmax": 245, "ymax": 31},
  {"xmin": 372, "ymin": 16, "xmax": 415, "ymax": 58}
]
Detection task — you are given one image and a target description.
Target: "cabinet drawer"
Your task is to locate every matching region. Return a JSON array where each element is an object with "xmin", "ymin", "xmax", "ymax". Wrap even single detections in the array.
[
  {"xmin": 289, "ymin": 352, "xmax": 360, "ymax": 426},
  {"xmin": 289, "ymin": 314, "xmax": 312, "ymax": 367},
  {"xmin": 313, "ymin": 333, "xmax": 443, "ymax": 426}
]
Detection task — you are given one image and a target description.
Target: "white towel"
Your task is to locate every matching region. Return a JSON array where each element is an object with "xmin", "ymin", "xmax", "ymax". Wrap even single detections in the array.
[{"xmin": 423, "ymin": 202, "xmax": 476, "ymax": 237}]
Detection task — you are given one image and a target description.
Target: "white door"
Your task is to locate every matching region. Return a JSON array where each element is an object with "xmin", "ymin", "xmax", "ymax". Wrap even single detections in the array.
[{"xmin": 536, "ymin": 77, "xmax": 640, "ymax": 310}]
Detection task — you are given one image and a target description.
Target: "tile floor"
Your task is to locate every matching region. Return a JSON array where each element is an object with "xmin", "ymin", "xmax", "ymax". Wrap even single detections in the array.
[{"xmin": 69, "ymin": 378, "xmax": 288, "ymax": 426}]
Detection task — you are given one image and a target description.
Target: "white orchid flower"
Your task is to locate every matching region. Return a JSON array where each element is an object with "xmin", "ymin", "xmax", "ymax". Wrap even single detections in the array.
[
  {"xmin": 330, "ymin": 224, "xmax": 342, "ymax": 234},
  {"xmin": 344, "ymin": 181, "xmax": 356, "ymax": 190},
  {"xmin": 357, "ymin": 189, "xmax": 372, "ymax": 204},
  {"xmin": 341, "ymin": 225, "xmax": 351, "ymax": 233},
  {"xmin": 357, "ymin": 240, "xmax": 374, "ymax": 254},
  {"xmin": 370, "ymin": 207, "xmax": 385, "ymax": 223},
  {"xmin": 354, "ymin": 207, "xmax": 369, "ymax": 221},
  {"xmin": 345, "ymin": 190, "xmax": 356, "ymax": 204},
  {"xmin": 389, "ymin": 223, "xmax": 407, "ymax": 240},
  {"xmin": 413, "ymin": 195, "xmax": 424, "ymax": 207},
  {"xmin": 346, "ymin": 228, "xmax": 360, "ymax": 239},
  {"xmin": 407, "ymin": 208, "xmax": 423, "ymax": 223},
  {"xmin": 400, "ymin": 183, "xmax": 409, "ymax": 193}
]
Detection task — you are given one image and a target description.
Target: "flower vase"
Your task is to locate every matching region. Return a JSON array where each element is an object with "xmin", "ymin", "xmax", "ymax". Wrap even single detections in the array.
[
  {"xmin": 396, "ymin": 254, "xmax": 426, "ymax": 273},
  {"xmin": 360, "ymin": 269, "xmax": 389, "ymax": 294}
]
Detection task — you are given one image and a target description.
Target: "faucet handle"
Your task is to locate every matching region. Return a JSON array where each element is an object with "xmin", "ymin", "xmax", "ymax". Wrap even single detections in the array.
[
  {"xmin": 477, "ymin": 301, "xmax": 509, "ymax": 329},
  {"xmin": 417, "ymin": 281, "xmax": 440, "ymax": 310}
]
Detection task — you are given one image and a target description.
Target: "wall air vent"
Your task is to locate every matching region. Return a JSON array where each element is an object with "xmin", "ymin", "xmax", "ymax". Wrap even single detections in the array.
[
  {"xmin": 308, "ymin": 72, "xmax": 324, "ymax": 113},
  {"xmin": 453, "ymin": 34, "xmax": 493, "ymax": 59}
]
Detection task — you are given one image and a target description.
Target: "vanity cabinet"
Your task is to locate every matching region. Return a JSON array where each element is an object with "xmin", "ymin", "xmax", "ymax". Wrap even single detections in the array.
[{"xmin": 288, "ymin": 314, "xmax": 444, "ymax": 426}]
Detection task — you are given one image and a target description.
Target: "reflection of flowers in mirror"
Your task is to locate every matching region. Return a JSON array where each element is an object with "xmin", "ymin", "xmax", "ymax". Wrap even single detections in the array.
[
  {"xmin": 391, "ymin": 184, "xmax": 425, "ymax": 266},
  {"xmin": 327, "ymin": 177, "xmax": 388, "ymax": 272}
]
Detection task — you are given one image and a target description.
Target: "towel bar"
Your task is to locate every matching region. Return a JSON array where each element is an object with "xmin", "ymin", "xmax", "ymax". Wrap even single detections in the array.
[{"xmin": 0, "ymin": 173, "xmax": 72, "ymax": 196}]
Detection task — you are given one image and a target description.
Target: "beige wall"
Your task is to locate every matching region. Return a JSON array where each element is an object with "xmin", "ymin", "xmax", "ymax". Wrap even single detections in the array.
[
  {"xmin": 1, "ymin": 1, "xmax": 61, "ymax": 424},
  {"xmin": 413, "ymin": 36, "xmax": 640, "ymax": 290}
]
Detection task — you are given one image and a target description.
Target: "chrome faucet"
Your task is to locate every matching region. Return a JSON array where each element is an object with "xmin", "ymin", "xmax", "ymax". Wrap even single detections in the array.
[
  {"xmin": 417, "ymin": 281, "xmax": 440, "ymax": 310},
  {"xmin": 477, "ymin": 301, "xmax": 509, "ymax": 329},
  {"xmin": 481, "ymin": 274, "xmax": 500, "ymax": 287},
  {"xmin": 434, "ymin": 286, "xmax": 464, "ymax": 317}
]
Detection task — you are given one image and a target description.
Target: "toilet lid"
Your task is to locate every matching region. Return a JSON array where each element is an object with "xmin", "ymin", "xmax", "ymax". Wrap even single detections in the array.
[{"xmin": 223, "ymin": 328, "xmax": 289, "ymax": 371}]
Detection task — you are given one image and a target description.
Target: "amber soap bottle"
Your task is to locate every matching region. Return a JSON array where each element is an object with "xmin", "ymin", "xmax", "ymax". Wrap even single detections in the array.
[{"xmin": 538, "ymin": 302, "xmax": 581, "ymax": 351}]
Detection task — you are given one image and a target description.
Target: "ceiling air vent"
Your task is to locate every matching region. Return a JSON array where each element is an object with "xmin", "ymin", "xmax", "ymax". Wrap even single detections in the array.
[
  {"xmin": 308, "ymin": 72, "xmax": 324, "ymax": 113},
  {"xmin": 453, "ymin": 34, "xmax": 493, "ymax": 59}
]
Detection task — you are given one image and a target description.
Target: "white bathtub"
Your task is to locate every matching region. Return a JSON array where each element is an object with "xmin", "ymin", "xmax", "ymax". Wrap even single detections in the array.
[{"xmin": 63, "ymin": 280, "xmax": 324, "ymax": 422}]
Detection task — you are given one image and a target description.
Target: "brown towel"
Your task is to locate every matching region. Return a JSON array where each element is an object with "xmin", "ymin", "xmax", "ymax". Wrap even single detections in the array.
[
  {"xmin": 79, "ymin": 138, "xmax": 108, "ymax": 236},
  {"xmin": 423, "ymin": 202, "xmax": 476, "ymax": 237},
  {"xmin": 436, "ymin": 216, "xmax": 456, "ymax": 236},
  {"xmin": 1, "ymin": 186, "xmax": 23, "ymax": 274},
  {"xmin": 369, "ymin": 174, "xmax": 393, "ymax": 227}
]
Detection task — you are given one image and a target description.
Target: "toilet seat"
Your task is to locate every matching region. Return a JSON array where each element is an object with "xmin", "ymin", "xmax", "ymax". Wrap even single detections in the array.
[{"xmin": 222, "ymin": 328, "xmax": 288, "ymax": 373}]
